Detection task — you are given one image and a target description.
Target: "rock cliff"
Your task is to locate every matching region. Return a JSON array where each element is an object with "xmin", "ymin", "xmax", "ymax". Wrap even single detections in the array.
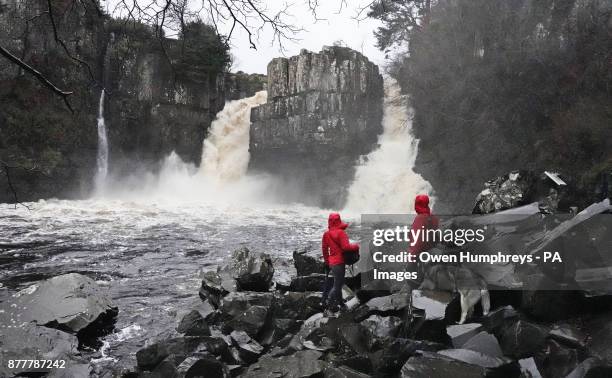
[{"xmin": 249, "ymin": 46, "xmax": 384, "ymax": 208}]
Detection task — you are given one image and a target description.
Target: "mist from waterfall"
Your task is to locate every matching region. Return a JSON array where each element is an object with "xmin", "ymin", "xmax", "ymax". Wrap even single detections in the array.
[
  {"xmin": 94, "ymin": 89, "xmax": 109, "ymax": 193},
  {"xmin": 343, "ymin": 79, "xmax": 433, "ymax": 214}
]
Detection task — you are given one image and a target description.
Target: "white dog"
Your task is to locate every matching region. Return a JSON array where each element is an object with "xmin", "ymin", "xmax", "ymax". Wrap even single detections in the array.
[{"xmin": 419, "ymin": 264, "xmax": 490, "ymax": 324}]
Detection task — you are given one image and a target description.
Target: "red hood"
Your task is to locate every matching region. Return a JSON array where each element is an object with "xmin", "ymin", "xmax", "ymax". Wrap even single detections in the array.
[
  {"xmin": 414, "ymin": 194, "xmax": 431, "ymax": 215},
  {"xmin": 328, "ymin": 213, "xmax": 348, "ymax": 230}
]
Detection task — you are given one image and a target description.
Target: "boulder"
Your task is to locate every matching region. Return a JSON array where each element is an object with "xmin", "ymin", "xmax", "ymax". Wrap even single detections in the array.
[
  {"xmin": 372, "ymin": 338, "xmax": 445, "ymax": 376},
  {"xmin": 224, "ymin": 305, "xmax": 269, "ymax": 339},
  {"xmin": 446, "ymin": 323, "xmax": 483, "ymax": 348},
  {"xmin": 177, "ymin": 310, "xmax": 211, "ymax": 336},
  {"xmin": 360, "ymin": 315, "xmax": 402, "ymax": 338},
  {"xmin": 293, "ymin": 249, "xmax": 326, "ymax": 276},
  {"xmin": 289, "ymin": 274, "xmax": 327, "ymax": 292},
  {"xmin": 461, "ymin": 331, "xmax": 504, "ymax": 357},
  {"xmin": 259, "ymin": 318, "xmax": 298, "ymax": 347},
  {"xmin": 177, "ymin": 356, "xmax": 231, "ymax": 378},
  {"xmin": 0, "ymin": 273, "xmax": 118, "ymax": 342},
  {"xmin": 219, "ymin": 292, "xmax": 274, "ymax": 318},
  {"xmin": 400, "ymin": 352, "xmax": 487, "ymax": 377},
  {"xmin": 565, "ymin": 357, "xmax": 612, "ymax": 378},
  {"xmin": 241, "ymin": 350, "xmax": 326, "ymax": 378},
  {"xmin": 338, "ymin": 323, "xmax": 374, "ymax": 354},
  {"xmin": 472, "ymin": 170, "xmax": 536, "ymax": 214},
  {"xmin": 499, "ymin": 320, "xmax": 549, "ymax": 359},
  {"xmin": 229, "ymin": 330, "xmax": 264, "ymax": 363},
  {"xmin": 229, "ymin": 247, "xmax": 274, "ymax": 292},
  {"xmin": 136, "ymin": 342, "xmax": 169, "ymax": 370},
  {"xmin": 199, "ymin": 270, "xmax": 234, "ymax": 308},
  {"xmin": 355, "ymin": 292, "xmax": 411, "ymax": 321},
  {"xmin": 273, "ymin": 291, "xmax": 322, "ymax": 320},
  {"xmin": 0, "ymin": 323, "xmax": 79, "ymax": 377}
]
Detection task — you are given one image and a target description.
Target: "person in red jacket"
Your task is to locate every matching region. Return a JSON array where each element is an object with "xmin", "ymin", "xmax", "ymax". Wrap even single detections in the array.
[
  {"xmin": 409, "ymin": 194, "xmax": 439, "ymax": 257},
  {"xmin": 321, "ymin": 212, "xmax": 359, "ymax": 311}
]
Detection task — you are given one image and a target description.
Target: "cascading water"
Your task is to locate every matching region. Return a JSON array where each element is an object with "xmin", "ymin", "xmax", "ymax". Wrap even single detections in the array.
[
  {"xmin": 94, "ymin": 89, "xmax": 109, "ymax": 193},
  {"xmin": 200, "ymin": 91, "xmax": 268, "ymax": 181},
  {"xmin": 343, "ymin": 78, "xmax": 433, "ymax": 213}
]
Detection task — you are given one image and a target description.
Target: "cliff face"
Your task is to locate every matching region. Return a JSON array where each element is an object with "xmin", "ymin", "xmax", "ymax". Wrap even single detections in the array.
[
  {"xmin": 0, "ymin": 1, "xmax": 263, "ymax": 203},
  {"xmin": 250, "ymin": 46, "xmax": 384, "ymax": 208}
]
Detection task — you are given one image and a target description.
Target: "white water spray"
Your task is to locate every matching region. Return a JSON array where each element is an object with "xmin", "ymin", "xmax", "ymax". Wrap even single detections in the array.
[
  {"xmin": 94, "ymin": 89, "xmax": 109, "ymax": 193},
  {"xmin": 200, "ymin": 91, "xmax": 268, "ymax": 181},
  {"xmin": 343, "ymin": 79, "xmax": 433, "ymax": 213}
]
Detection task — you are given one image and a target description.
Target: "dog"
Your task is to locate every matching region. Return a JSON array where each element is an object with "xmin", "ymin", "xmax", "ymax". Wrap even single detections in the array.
[{"xmin": 419, "ymin": 264, "xmax": 490, "ymax": 324}]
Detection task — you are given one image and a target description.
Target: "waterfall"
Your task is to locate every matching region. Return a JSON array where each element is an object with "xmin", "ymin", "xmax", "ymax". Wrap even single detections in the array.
[
  {"xmin": 94, "ymin": 89, "xmax": 109, "ymax": 193},
  {"xmin": 200, "ymin": 91, "xmax": 268, "ymax": 181},
  {"xmin": 343, "ymin": 78, "xmax": 433, "ymax": 213}
]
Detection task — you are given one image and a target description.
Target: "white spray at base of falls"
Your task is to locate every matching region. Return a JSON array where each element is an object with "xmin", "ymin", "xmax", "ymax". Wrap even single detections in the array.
[
  {"xmin": 200, "ymin": 91, "xmax": 268, "ymax": 180},
  {"xmin": 94, "ymin": 89, "xmax": 109, "ymax": 193},
  {"xmin": 343, "ymin": 79, "xmax": 433, "ymax": 214}
]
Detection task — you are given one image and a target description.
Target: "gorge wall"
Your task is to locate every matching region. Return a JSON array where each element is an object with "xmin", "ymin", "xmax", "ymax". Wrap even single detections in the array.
[
  {"xmin": 0, "ymin": 0, "xmax": 264, "ymax": 203},
  {"xmin": 249, "ymin": 46, "xmax": 384, "ymax": 208},
  {"xmin": 395, "ymin": 0, "xmax": 612, "ymax": 213}
]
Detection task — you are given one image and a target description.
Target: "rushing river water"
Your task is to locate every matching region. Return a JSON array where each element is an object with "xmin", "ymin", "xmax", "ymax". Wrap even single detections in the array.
[{"xmin": 0, "ymin": 198, "xmax": 333, "ymax": 370}]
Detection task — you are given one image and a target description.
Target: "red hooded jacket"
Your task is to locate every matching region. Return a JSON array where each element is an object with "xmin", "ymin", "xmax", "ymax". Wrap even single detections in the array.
[
  {"xmin": 322, "ymin": 213, "xmax": 359, "ymax": 266},
  {"xmin": 410, "ymin": 194, "xmax": 439, "ymax": 256}
]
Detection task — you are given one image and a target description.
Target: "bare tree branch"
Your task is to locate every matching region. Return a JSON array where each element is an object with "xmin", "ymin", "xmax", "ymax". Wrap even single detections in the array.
[{"xmin": 0, "ymin": 44, "xmax": 74, "ymax": 112}]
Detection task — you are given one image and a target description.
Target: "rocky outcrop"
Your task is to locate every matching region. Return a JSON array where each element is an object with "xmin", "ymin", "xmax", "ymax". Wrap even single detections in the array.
[{"xmin": 249, "ymin": 46, "xmax": 384, "ymax": 208}]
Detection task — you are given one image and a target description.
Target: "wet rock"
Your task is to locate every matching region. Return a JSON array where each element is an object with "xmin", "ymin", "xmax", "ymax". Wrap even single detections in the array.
[
  {"xmin": 219, "ymin": 292, "xmax": 274, "ymax": 318},
  {"xmin": 230, "ymin": 247, "xmax": 274, "ymax": 292},
  {"xmin": 177, "ymin": 356, "xmax": 231, "ymax": 378},
  {"xmin": 482, "ymin": 305, "xmax": 518, "ymax": 332},
  {"xmin": 472, "ymin": 170, "xmax": 537, "ymax": 214},
  {"xmin": 136, "ymin": 342, "xmax": 169, "ymax": 370},
  {"xmin": 437, "ymin": 348, "xmax": 519, "ymax": 374},
  {"xmin": 518, "ymin": 358, "xmax": 543, "ymax": 378},
  {"xmin": 293, "ymin": 249, "xmax": 326, "ymax": 276},
  {"xmin": 400, "ymin": 352, "xmax": 487, "ymax": 377},
  {"xmin": 177, "ymin": 310, "xmax": 211, "ymax": 336},
  {"xmin": 199, "ymin": 270, "xmax": 234, "ymax": 308},
  {"xmin": 355, "ymin": 292, "xmax": 411, "ymax": 321},
  {"xmin": 338, "ymin": 323, "xmax": 374, "ymax": 354},
  {"xmin": 224, "ymin": 305, "xmax": 269, "ymax": 338},
  {"xmin": 229, "ymin": 330, "xmax": 264, "ymax": 363},
  {"xmin": 289, "ymin": 274, "xmax": 327, "ymax": 292},
  {"xmin": 499, "ymin": 320, "xmax": 549, "ymax": 359},
  {"xmin": 372, "ymin": 338, "xmax": 445, "ymax": 376},
  {"xmin": 411, "ymin": 290, "xmax": 458, "ymax": 320},
  {"xmin": 0, "ymin": 323, "xmax": 79, "ymax": 377},
  {"xmin": 549, "ymin": 323, "xmax": 587, "ymax": 348},
  {"xmin": 0, "ymin": 273, "xmax": 118, "ymax": 341},
  {"xmin": 360, "ymin": 315, "xmax": 402, "ymax": 338},
  {"xmin": 565, "ymin": 357, "xmax": 612, "ymax": 378},
  {"xmin": 259, "ymin": 318, "xmax": 298, "ymax": 346},
  {"xmin": 535, "ymin": 338, "xmax": 579, "ymax": 378},
  {"xmin": 273, "ymin": 291, "xmax": 322, "ymax": 320},
  {"xmin": 446, "ymin": 323, "xmax": 483, "ymax": 348},
  {"xmin": 324, "ymin": 365, "xmax": 370, "ymax": 378},
  {"xmin": 461, "ymin": 331, "xmax": 503, "ymax": 357},
  {"xmin": 241, "ymin": 350, "xmax": 326, "ymax": 378}
]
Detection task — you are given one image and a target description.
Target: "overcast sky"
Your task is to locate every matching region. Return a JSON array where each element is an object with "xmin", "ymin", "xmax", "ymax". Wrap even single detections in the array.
[
  {"xmin": 224, "ymin": 1, "xmax": 386, "ymax": 74},
  {"xmin": 102, "ymin": 0, "xmax": 386, "ymax": 74}
]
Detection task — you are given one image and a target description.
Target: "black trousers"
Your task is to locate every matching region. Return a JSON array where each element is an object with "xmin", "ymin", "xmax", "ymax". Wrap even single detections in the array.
[{"xmin": 324, "ymin": 264, "xmax": 345, "ymax": 307}]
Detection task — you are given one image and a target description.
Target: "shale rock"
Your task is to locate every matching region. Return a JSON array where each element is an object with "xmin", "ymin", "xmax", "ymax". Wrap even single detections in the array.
[
  {"xmin": 372, "ymin": 338, "xmax": 446, "ymax": 376},
  {"xmin": 177, "ymin": 310, "xmax": 211, "ymax": 336},
  {"xmin": 446, "ymin": 323, "xmax": 484, "ymax": 348},
  {"xmin": 241, "ymin": 350, "xmax": 326, "ymax": 378},
  {"xmin": 228, "ymin": 247, "xmax": 274, "ymax": 292},
  {"xmin": 273, "ymin": 291, "xmax": 322, "ymax": 320},
  {"xmin": 400, "ymin": 352, "xmax": 487, "ymax": 377},
  {"xmin": 178, "ymin": 356, "xmax": 231, "ymax": 378},
  {"xmin": 224, "ymin": 305, "xmax": 269, "ymax": 338},
  {"xmin": 499, "ymin": 320, "xmax": 549, "ymax": 359},
  {"xmin": 360, "ymin": 315, "xmax": 402, "ymax": 338},
  {"xmin": 461, "ymin": 331, "xmax": 504, "ymax": 357},
  {"xmin": 229, "ymin": 330, "xmax": 264, "ymax": 363},
  {"xmin": 289, "ymin": 274, "xmax": 327, "ymax": 292},
  {"xmin": 293, "ymin": 249, "xmax": 326, "ymax": 276}
]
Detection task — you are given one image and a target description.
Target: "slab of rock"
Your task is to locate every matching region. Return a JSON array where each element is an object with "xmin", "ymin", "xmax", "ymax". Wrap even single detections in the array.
[
  {"xmin": 224, "ymin": 305, "xmax": 269, "ymax": 339},
  {"xmin": 177, "ymin": 310, "xmax": 211, "ymax": 336},
  {"xmin": 241, "ymin": 350, "xmax": 326, "ymax": 378},
  {"xmin": 289, "ymin": 274, "xmax": 327, "ymax": 292},
  {"xmin": 230, "ymin": 330, "xmax": 264, "ymax": 363},
  {"xmin": 446, "ymin": 323, "xmax": 483, "ymax": 348},
  {"xmin": 230, "ymin": 247, "xmax": 274, "ymax": 292},
  {"xmin": 360, "ymin": 315, "xmax": 402, "ymax": 338},
  {"xmin": 0, "ymin": 273, "xmax": 117, "ymax": 336},
  {"xmin": 438, "ymin": 348, "xmax": 517, "ymax": 370},
  {"xmin": 199, "ymin": 270, "xmax": 234, "ymax": 308},
  {"xmin": 219, "ymin": 291, "xmax": 274, "ymax": 318},
  {"xmin": 177, "ymin": 356, "xmax": 231, "ymax": 378},
  {"xmin": 482, "ymin": 305, "xmax": 518, "ymax": 332},
  {"xmin": 293, "ymin": 249, "xmax": 326, "ymax": 276},
  {"xmin": 499, "ymin": 320, "xmax": 549, "ymax": 359},
  {"xmin": 273, "ymin": 291, "xmax": 322, "ymax": 320},
  {"xmin": 461, "ymin": 331, "xmax": 503, "ymax": 357},
  {"xmin": 565, "ymin": 357, "xmax": 612, "ymax": 378},
  {"xmin": 372, "ymin": 338, "xmax": 445, "ymax": 376},
  {"xmin": 400, "ymin": 352, "xmax": 487, "ymax": 378},
  {"xmin": 411, "ymin": 290, "xmax": 457, "ymax": 320},
  {"xmin": 0, "ymin": 324, "xmax": 79, "ymax": 377}
]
